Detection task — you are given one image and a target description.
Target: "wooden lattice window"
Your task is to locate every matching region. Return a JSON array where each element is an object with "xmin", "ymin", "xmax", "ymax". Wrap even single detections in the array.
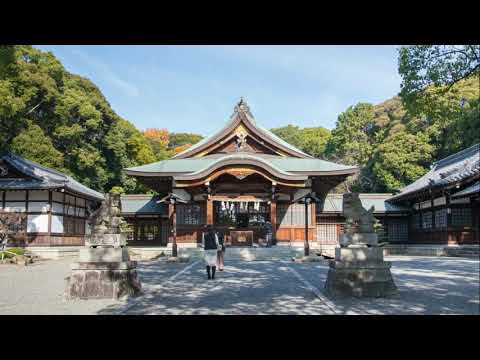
[
  {"xmin": 276, "ymin": 203, "xmax": 312, "ymax": 226},
  {"xmin": 422, "ymin": 211, "xmax": 433, "ymax": 229},
  {"xmin": 434, "ymin": 209, "xmax": 447, "ymax": 229},
  {"xmin": 451, "ymin": 208, "xmax": 472, "ymax": 226},
  {"xmin": 388, "ymin": 221, "xmax": 409, "ymax": 243},
  {"xmin": 177, "ymin": 203, "xmax": 205, "ymax": 225}
]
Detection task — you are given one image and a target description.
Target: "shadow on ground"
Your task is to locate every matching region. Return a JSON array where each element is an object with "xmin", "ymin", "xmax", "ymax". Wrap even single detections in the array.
[
  {"xmin": 293, "ymin": 256, "xmax": 480, "ymax": 315},
  {"xmin": 97, "ymin": 260, "xmax": 333, "ymax": 315},
  {"xmin": 94, "ymin": 256, "xmax": 479, "ymax": 315}
]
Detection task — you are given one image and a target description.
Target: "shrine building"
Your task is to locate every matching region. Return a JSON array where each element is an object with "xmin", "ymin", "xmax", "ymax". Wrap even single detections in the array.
[{"xmin": 124, "ymin": 99, "xmax": 359, "ymax": 250}]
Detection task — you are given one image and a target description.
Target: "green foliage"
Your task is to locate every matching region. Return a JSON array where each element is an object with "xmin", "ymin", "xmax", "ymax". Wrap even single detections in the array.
[
  {"xmin": 271, "ymin": 125, "xmax": 303, "ymax": 149},
  {"xmin": 11, "ymin": 122, "xmax": 65, "ymax": 170},
  {"xmin": 271, "ymin": 125, "xmax": 331, "ymax": 158},
  {"xmin": 325, "ymin": 103, "xmax": 376, "ymax": 166},
  {"xmin": 110, "ymin": 186, "xmax": 125, "ymax": 195},
  {"xmin": 0, "ymin": 247, "xmax": 25, "ymax": 259},
  {"xmin": 399, "ymin": 45, "xmax": 480, "ymax": 115},
  {"xmin": 168, "ymin": 132, "xmax": 203, "ymax": 148},
  {"xmin": 0, "ymin": 45, "xmax": 157, "ymax": 193}
]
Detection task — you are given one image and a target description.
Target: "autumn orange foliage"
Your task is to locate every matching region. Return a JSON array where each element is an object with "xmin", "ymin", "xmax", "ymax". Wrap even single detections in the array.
[
  {"xmin": 143, "ymin": 128, "xmax": 170, "ymax": 147},
  {"xmin": 173, "ymin": 143, "xmax": 192, "ymax": 154}
]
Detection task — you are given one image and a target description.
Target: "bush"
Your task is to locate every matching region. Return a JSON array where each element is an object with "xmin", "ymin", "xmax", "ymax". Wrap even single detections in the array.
[{"xmin": 0, "ymin": 247, "xmax": 25, "ymax": 259}]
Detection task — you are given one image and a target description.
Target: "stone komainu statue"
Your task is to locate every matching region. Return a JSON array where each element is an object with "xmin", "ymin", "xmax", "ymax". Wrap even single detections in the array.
[
  {"xmin": 342, "ymin": 192, "xmax": 376, "ymax": 234},
  {"xmin": 87, "ymin": 193, "xmax": 126, "ymax": 246}
]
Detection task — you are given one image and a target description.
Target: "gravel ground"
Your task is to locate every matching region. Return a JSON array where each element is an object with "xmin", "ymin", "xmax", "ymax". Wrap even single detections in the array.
[{"xmin": 0, "ymin": 256, "xmax": 478, "ymax": 315}]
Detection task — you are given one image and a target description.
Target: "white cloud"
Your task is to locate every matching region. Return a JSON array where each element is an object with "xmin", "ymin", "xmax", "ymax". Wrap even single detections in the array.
[{"xmin": 69, "ymin": 48, "xmax": 140, "ymax": 97}]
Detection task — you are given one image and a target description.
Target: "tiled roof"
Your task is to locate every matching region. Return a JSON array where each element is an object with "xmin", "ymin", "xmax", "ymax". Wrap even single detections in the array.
[
  {"xmin": 389, "ymin": 144, "xmax": 480, "ymax": 202},
  {"xmin": 317, "ymin": 193, "xmax": 410, "ymax": 213},
  {"xmin": 120, "ymin": 194, "xmax": 168, "ymax": 215},
  {"xmin": 0, "ymin": 153, "xmax": 104, "ymax": 201},
  {"xmin": 451, "ymin": 181, "xmax": 480, "ymax": 198}
]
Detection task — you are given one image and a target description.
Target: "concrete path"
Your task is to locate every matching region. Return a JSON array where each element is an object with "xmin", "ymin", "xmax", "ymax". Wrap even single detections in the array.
[{"xmin": 0, "ymin": 256, "xmax": 478, "ymax": 315}]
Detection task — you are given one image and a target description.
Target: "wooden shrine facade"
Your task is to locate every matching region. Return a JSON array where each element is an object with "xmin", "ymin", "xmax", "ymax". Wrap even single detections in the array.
[{"xmin": 125, "ymin": 99, "xmax": 359, "ymax": 248}]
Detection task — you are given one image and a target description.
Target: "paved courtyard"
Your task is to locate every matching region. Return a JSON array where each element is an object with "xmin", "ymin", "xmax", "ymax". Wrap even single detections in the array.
[{"xmin": 0, "ymin": 256, "xmax": 478, "ymax": 315}]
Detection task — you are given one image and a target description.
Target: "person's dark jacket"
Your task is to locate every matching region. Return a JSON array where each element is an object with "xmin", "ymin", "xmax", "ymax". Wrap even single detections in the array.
[{"xmin": 204, "ymin": 231, "xmax": 218, "ymax": 250}]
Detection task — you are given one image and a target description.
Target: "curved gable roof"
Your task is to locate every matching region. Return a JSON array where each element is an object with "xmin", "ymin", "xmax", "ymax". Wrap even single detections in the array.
[{"xmin": 172, "ymin": 99, "xmax": 313, "ymax": 159}]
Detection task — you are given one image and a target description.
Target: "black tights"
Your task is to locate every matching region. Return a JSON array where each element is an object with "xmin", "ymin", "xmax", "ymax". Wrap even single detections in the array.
[{"xmin": 206, "ymin": 265, "xmax": 216, "ymax": 279}]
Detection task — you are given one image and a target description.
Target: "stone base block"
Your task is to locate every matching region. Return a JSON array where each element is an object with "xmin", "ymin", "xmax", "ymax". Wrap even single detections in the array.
[
  {"xmin": 325, "ymin": 260, "xmax": 397, "ymax": 298},
  {"xmin": 65, "ymin": 261, "xmax": 141, "ymax": 300},
  {"xmin": 79, "ymin": 247, "xmax": 129, "ymax": 262},
  {"xmin": 340, "ymin": 233, "xmax": 378, "ymax": 247},
  {"xmin": 335, "ymin": 247, "xmax": 384, "ymax": 262},
  {"xmin": 86, "ymin": 233, "xmax": 127, "ymax": 247}
]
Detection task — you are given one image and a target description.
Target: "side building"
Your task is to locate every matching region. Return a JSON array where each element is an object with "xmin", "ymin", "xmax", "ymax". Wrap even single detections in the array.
[
  {"xmin": 387, "ymin": 143, "xmax": 479, "ymax": 246},
  {"xmin": 0, "ymin": 153, "xmax": 104, "ymax": 251}
]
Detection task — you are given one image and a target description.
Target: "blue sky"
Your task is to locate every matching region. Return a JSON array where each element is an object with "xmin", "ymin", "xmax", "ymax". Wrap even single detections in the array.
[{"xmin": 35, "ymin": 45, "xmax": 402, "ymax": 136}]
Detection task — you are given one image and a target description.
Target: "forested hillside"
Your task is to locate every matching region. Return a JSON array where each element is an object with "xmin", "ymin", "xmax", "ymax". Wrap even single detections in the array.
[
  {"xmin": 0, "ymin": 45, "xmax": 203, "ymax": 194},
  {"xmin": 1, "ymin": 45, "xmax": 478, "ymax": 195},
  {"xmin": 273, "ymin": 46, "xmax": 479, "ymax": 193}
]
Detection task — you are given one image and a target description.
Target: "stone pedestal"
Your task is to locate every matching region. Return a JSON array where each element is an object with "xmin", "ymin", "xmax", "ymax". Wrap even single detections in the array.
[
  {"xmin": 324, "ymin": 244, "xmax": 397, "ymax": 298},
  {"xmin": 65, "ymin": 239, "xmax": 141, "ymax": 300},
  {"xmin": 339, "ymin": 233, "xmax": 378, "ymax": 247},
  {"xmin": 65, "ymin": 260, "xmax": 141, "ymax": 300}
]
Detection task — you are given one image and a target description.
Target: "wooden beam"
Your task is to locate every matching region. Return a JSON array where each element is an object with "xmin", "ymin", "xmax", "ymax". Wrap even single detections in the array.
[
  {"xmin": 206, "ymin": 198, "xmax": 213, "ymax": 225},
  {"xmin": 271, "ymin": 199, "xmax": 277, "ymax": 244}
]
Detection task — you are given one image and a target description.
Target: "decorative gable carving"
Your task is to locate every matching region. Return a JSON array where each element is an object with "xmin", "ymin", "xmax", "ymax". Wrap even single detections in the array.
[{"xmin": 174, "ymin": 98, "xmax": 312, "ymax": 160}]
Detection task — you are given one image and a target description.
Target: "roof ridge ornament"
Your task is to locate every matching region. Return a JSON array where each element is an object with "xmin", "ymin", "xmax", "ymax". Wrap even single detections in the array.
[{"xmin": 234, "ymin": 97, "xmax": 254, "ymax": 119}]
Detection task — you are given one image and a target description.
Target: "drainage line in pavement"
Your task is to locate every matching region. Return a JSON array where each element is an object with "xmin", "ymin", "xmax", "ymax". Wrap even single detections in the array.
[
  {"xmin": 284, "ymin": 262, "xmax": 343, "ymax": 315},
  {"xmin": 116, "ymin": 260, "xmax": 200, "ymax": 315}
]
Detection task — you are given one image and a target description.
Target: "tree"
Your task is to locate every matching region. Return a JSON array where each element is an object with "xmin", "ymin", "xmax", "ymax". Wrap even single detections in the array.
[
  {"xmin": 299, "ymin": 127, "xmax": 331, "ymax": 158},
  {"xmin": 144, "ymin": 128, "xmax": 172, "ymax": 160},
  {"xmin": 11, "ymin": 122, "xmax": 65, "ymax": 170},
  {"xmin": 372, "ymin": 131, "xmax": 434, "ymax": 192},
  {"xmin": 0, "ymin": 45, "xmax": 158, "ymax": 194},
  {"xmin": 325, "ymin": 103, "xmax": 376, "ymax": 166},
  {"xmin": 168, "ymin": 132, "xmax": 203, "ymax": 148},
  {"xmin": 398, "ymin": 45, "xmax": 480, "ymax": 158},
  {"xmin": 399, "ymin": 45, "xmax": 479, "ymax": 112},
  {"xmin": 271, "ymin": 125, "xmax": 303, "ymax": 149}
]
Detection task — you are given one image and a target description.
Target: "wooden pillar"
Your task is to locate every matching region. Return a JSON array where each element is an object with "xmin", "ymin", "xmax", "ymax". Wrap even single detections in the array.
[
  {"xmin": 430, "ymin": 190, "xmax": 436, "ymax": 240},
  {"xmin": 206, "ymin": 198, "xmax": 213, "ymax": 225},
  {"xmin": 169, "ymin": 202, "xmax": 177, "ymax": 257},
  {"xmin": 311, "ymin": 202, "xmax": 316, "ymax": 242},
  {"xmin": 270, "ymin": 200, "xmax": 277, "ymax": 245},
  {"xmin": 304, "ymin": 199, "xmax": 310, "ymax": 256},
  {"xmin": 446, "ymin": 192, "xmax": 452, "ymax": 244},
  {"xmin": 47, "ymin": 190, "xmax": 52, "ymax": 245}
]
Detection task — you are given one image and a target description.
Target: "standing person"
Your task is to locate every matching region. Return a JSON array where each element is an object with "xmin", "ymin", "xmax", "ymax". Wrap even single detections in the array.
[
  {"xmin": 202, "ymin": 224, "xmax": 219, "ymax": 280},
  {"xmin": 264, "ymin": 221, "xmax": 273, "ymax": 247},
  {"xmin": 216, "ymin": 230, "xmax": 225, "ymax": 271}
]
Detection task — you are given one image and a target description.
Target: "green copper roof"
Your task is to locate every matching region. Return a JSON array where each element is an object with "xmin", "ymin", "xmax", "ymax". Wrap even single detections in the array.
[
  {"xmin": 125, "ymin": 153, "xmax": 357, "ymax": 175},
  {"xmin": 318, "ymin": 194, "xmax": 410, "ymax": 213},
  {"xmin": 121, "ymin": 195, "xmax": 168, "ymax": 215}
]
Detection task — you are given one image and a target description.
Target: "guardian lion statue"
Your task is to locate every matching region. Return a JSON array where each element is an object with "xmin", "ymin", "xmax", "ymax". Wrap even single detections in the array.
[
  {"xmin": 87, "ymin": 193, "xmax": 126, "ymax": 236},
  {"xmin": 343, "ymin": 192, "xmax": 376, "ymax": 234}
]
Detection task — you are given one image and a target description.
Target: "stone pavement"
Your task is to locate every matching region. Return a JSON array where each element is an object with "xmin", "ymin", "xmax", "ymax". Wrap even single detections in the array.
[{"xmin": 0, "ymin": 256, "xmax": 478, "ymax": 315}]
